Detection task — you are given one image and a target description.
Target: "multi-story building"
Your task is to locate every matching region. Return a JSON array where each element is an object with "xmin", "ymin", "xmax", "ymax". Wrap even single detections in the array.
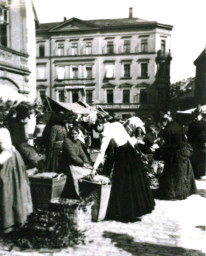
[
  {"xmin": 170, "ymin": 77, "xmax": 195, "ymax": 111},
  {"xmin": 0, "ymin": 0, "xmax": 38, "ymax": 101},
  {"xmin": 36, "ymin": 8, "xmax": 172, "ymax": 118},
  {"xmin": 194, "ymin": 47, "xmax": 206, "ymax": 106}
]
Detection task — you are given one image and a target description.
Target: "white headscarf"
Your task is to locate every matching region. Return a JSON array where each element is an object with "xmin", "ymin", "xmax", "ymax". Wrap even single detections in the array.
[
  {"xmin": 0, "ymin": 128, "xmax": 13, "ymax": 152},
  {"xmin": 0, "ymin": 128, "xmax": 14, "ymax": 165}
]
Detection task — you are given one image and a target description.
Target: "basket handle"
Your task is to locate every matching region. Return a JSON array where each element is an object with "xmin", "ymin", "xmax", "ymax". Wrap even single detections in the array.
[{"xmin": 56, "ymin": 173, "xmax": 65, "ymax": 181}]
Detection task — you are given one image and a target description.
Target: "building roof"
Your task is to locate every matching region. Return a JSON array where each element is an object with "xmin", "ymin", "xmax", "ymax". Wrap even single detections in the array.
[
  {"xmin": 36, "ymin": 17, "xmax": 173, "ymax": 33},
  {"xmin": 172, "ymin": 78, "xmax": 195, "ymax": 101},
  {"xmin": 194, "ymin": 48, "xmax": 206, "ymax": 65}
]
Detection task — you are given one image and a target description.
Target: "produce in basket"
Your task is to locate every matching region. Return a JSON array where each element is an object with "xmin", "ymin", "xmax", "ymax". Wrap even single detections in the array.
[
  {"xmin": 83, "ymin": 174, "xmax": 110, "ymax": 185},
  {"xmin": 3, "ymin": 209, "xmax": 86, "ymax": 250}
]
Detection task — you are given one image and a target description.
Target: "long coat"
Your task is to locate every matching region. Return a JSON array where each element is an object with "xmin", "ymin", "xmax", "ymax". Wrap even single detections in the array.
[
  {"xmin": 187, "ymin": 120, "xmax": 206, "ymax": 178},
  {"xmin": 157, "ymin": 122, "xmax": 197, "ymax": 200}
]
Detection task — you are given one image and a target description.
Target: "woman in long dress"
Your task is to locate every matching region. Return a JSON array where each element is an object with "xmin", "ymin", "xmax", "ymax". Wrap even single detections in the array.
[
  {"xmin": 91, "ymin": 120, "xmax": 155, "ymax": 222},
  {"xmin": 0, "ymin": 118, "xmax": 32, "ymax": 234},
  {"xmin": 43, "ymin": 112, "xmax": 67, "ymax": 172},
  {"xmin": 156, "ymin": 121, "xmax": 197, "ymax": 200}
]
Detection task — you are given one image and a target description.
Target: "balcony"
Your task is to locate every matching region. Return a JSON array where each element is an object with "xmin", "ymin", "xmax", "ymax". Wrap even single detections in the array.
[
  {"xmin": 97, "ymin": 103, "xmax": 140, "ymax": 110},
  {"xmin": 53, "ymin": 45, "xmax": 157, "ymax": 56}
]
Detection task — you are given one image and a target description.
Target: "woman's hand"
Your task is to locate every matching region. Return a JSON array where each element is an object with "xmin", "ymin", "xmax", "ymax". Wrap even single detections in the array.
[
  {"xmin": 83, "ymin": 163, "xmax": 92, "ymax": 169},
  {"xmin": 90, "ymin": 167, "xmax": 97, "ymax": 179}
]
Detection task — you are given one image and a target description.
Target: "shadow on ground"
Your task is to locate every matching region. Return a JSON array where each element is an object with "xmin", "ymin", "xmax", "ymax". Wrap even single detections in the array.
[
  {"xmin": 196, "ymin": 189, "xmax": 206, "ymax": 198},
  {"xmin": 103, "ymin": 231, "xmax": 205, "ymax": 256}
]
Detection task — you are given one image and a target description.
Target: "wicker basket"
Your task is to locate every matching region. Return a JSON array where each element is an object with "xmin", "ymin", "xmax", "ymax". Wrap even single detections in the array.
[{"xmin": 49, "ymin": 198, "xmax": 92, "ymax": 231}]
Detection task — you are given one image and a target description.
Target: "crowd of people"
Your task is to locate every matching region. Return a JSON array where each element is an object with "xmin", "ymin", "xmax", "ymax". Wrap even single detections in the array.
[{"xmin": 0, "ymin": 99, "xmax": 205, "ymax": 234}]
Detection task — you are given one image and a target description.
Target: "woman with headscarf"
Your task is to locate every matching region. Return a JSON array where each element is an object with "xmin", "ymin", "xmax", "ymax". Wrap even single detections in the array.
[
  {"xmin": 0, "ymin": 113, "xmax": 32, "ymax": 234},
  {"xmin": 91, "ymin": 119, "xmax": 155, "ymax": 223},
  {"xmin": 156, "ymin": 121, "xmax": 197, "ymax": 200},
  {"xmin": 59, "ymin": 127, "xmax": 92, "ymax": 199}
]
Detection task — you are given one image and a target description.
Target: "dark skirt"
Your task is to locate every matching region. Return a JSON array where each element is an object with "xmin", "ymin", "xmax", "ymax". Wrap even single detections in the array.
[
  {"xmin": 190, "ymin": 143, "xmax": 206, "ymax": 179},
  {"xmin": 0, "ymin": 150, "xmax": 33, "ymax": 233},
  {"xmin": 158, "ymin": 144, "xmax": 197, "ymax": 200},
  {"xmin": 105, "ymin": 142, "xmax": 155, "ymax": 222},
  {"xmin": 47, "ymin": 141, "xmax": 64, "ymax": 173}
]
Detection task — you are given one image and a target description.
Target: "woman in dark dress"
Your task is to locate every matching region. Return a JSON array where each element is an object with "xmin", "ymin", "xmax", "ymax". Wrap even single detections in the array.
[
  {"xmin": 43, "ymin": 112, "xmax": 67, "ymax": 172},
  {"xmin": 187, "ymin": 112, "xmax": 206, "ymax": 179},
  {"xmin": 156, "ymin": 121, "xmax": 197, "ymax": 200},
  {"xmin": 91, "ymin": 120, "xmax": 155, "ymax": 223},
  {"xmin": 59, "ymin": 127, "xmax": 92, "ymax": 199}
]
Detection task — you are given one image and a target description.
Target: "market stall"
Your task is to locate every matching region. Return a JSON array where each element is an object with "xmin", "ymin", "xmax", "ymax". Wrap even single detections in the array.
[{"xmin": 175, "ymin": 105, "xmax": 206, "ymax": 123}]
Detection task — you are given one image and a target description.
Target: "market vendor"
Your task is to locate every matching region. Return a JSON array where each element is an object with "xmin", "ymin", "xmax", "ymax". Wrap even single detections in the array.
[
  {"xmin": 8, "ymin": 102, "xmax": 45, "ymax": 171},
  {"xmin": 59, "ymin": 126, "xmax": 92, "ymax": 199},
  {"xmin": 0, "ymin": 113, "xmax": 33, "ymax": 234}
]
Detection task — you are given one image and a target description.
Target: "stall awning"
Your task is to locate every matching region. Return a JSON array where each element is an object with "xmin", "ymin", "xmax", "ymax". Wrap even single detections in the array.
[
  {"xmin": 0, "ymin": 85, "xmax": 32, "ymax": 102},
  {"xmin": 176, "ymin": 105, "xmax": 206, "ymax": 114},
  {"xmin": 47, "ymin": 97, "xmax": 93, "ymax": 115}
]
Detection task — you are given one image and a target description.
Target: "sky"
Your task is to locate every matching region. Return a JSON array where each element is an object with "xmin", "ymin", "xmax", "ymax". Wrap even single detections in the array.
[{"xmin": 33, "ymin": 0, "xmax": 206, "ymax": 83}]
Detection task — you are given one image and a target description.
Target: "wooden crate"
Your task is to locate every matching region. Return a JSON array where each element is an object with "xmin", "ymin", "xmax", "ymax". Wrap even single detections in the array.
[
  {"xmin": 79, "ymin": 179, "xmax": 111, "ymax": 222},
  {"xmin": 29, "ymin": 173, "xmax": 67, "ymax": 209}
]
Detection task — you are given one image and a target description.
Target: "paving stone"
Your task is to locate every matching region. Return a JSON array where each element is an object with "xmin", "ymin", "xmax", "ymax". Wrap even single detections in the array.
[{"xmin": 0, "ymin": 178, "xmax": 205, "ymax": 256}]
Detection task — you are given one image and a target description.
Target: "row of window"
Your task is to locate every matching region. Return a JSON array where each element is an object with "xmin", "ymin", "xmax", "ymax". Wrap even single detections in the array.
[
  {"xmin": 39, "ymin": 87, "xmax": 148, "ymax": 105},
  {"xmin": 38, "ymin": 39, "xmax": 166, "ymax": 57},
  {"xmin": 56, "ymin": 89, "xmax": 147, "ymax": 104},
  {"xmin": 104, "ymin": 62, "xmax": 148, "ymax": 79},
  {"xmin": 36, "ymin": 62, "xmax": 149, "ymax": 80},
  {"xmin": 105, "ymin": 89, "xmax": 147, "ymax": 104}
]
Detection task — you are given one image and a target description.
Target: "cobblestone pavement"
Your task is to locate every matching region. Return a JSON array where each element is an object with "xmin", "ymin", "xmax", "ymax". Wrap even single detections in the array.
[{"xmin": 0, "ymin": 178, "xmax": 205, "ymax": 256}]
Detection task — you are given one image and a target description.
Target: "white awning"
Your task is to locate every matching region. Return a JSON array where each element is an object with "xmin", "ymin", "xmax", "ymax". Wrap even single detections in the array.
[
  {"xmin": 0, "ymin": 85, "xmax": 31, "ymax": 102},
  {"xmin": 176, "ymin": 105, "xmax": 206, "ymax": 114}
]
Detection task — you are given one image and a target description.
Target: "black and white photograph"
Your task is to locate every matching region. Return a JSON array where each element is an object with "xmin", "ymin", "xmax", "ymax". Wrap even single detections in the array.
[{"xmin": 0, "ymin": 0, "xmax": 205, "ymax": 255}]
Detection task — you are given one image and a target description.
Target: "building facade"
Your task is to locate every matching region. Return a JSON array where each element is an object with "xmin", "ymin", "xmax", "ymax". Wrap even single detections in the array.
[
  {"xmin": 0, "ymin": 0, "xmax": 37, "ymax": 101},
  {"xmin": 36, "ymin": 10, "xmax": 172, "ymax": 118},
  {"xmin": 194, "ymin": 48, "xmax": 206, "ymax": 106}
]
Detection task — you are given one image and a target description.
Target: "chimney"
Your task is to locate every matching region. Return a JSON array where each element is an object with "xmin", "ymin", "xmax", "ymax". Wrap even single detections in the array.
[
  {"xmin": 129, "ymin": 7, "xmax": 133, "ymax": 18},
  {"xmin": 63, "ymin": 17, "xmax": 67, "ymax": 22}
]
